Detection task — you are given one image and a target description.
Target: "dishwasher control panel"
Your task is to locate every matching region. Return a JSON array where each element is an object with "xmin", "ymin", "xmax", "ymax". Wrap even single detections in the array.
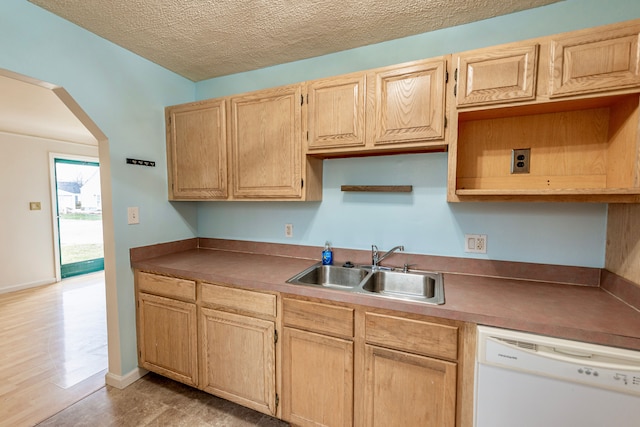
[{"xmin": 478, "ymin": 326, "xmax": 640, "ymax": 396}]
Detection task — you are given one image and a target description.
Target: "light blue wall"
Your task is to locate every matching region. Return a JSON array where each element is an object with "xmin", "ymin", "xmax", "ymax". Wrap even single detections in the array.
[
  {"xmin": 196, "ymin": 0, "xmax": 640, "ymax": 268},
  {"xmin": 0, "ymin": 0, "xmax": 196, "ymax": 374}
]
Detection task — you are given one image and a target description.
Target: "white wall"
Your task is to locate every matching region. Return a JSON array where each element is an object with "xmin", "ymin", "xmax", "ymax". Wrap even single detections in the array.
[{"xmin": 0, "ymin": 132, "xmax": 98, "ymax": 293}]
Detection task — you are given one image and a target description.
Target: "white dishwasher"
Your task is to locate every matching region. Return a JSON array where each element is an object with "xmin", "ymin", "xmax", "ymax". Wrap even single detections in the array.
[{"xmin": 475, "ymin": 325, "xmax": 640, "ymax": 427}]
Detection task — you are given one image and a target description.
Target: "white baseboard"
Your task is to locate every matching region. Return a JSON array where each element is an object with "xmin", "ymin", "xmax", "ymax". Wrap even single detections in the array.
[
  {"xmin": 105, "ymin": 367, "xmax": 148, "ymax": 389},
  {"xmin": 0, "ymin": 277, "xmax": 57, "ymax": 294}
]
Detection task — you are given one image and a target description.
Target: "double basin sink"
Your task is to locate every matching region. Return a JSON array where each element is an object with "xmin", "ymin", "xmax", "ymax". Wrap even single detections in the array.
[{"xmin": 286, "ymin": 262, "xmax": 444, "ymax": 305}]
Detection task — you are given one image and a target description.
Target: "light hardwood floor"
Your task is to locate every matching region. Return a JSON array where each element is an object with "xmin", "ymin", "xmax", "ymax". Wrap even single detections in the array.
[{"xmin": 0, "ymin": 272, "xmax": 107, "ymax": 427}]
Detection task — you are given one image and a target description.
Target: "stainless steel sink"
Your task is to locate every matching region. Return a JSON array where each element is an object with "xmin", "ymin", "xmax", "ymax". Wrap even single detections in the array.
[
  {"xmin": 287, "ymin": 263, "xmax": 444, "ymax": 305},
  {"xmin": 362, "ymin": 269, "xmax": 443, "ymax": 304},
  {"xmin": 286, "ymin": 264, "xmax": 372, "ymax": 289}
]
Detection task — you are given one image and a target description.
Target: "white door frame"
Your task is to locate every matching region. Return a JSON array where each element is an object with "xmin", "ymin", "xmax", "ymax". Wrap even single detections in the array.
[{"xmin": 49, "ymin": 152, "xmax": 101, "ymax": 282}]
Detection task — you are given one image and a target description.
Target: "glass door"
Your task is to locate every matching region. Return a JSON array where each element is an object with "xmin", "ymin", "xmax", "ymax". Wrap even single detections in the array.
[{"xmin": 54, "ymin": 158, "xmax": 104, "ymax": 278}]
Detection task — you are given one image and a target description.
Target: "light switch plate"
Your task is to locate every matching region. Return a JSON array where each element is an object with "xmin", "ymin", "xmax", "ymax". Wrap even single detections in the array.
[{"xmin": 127, "ymin": 207, "xmax": 139, "ymax": 225}]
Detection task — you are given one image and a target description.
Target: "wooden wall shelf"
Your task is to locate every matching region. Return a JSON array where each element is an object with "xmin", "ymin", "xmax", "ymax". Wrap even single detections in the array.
[{"xmin": 341, "ymin": 185, "xmax": 413, "ymax": 193}]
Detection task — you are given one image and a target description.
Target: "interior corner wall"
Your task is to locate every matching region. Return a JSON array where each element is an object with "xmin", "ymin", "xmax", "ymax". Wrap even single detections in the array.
[
  {"xmin": 606, "ymin": 204, "xmax": 640, "ymax": 286},
  {"xmin": 0, "ymin": 132, "xmax": 98, "ymax": 293}
]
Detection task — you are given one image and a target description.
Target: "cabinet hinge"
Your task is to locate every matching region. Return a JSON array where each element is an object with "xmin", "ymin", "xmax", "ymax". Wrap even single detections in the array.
[
  {"xmin": 301, "ymin": 94, "xmax": 304, "ymax": 106},
  {"xmin": 275, "ymin": 393, "xmax": 279, "ymax": 409},
  {"xmin": 301, "ymin": 179, "xmax": 304, "ymax": 189},
  {"xmin": 307, "ymin": 131, "xmax": 309, "ymax": 141},
  {"xmin": 454, "ymin": 84, "xmax": 457, "ymax": 97},
  {"xmin": 274, "ymin": 329, "xmax": 279, "ymax": 344},
  {"xmin": 444, "ymin": 116, "xmax": 448, "ymax": 128},
  {"xmin": 445, "ymin": 70, "xmax": 449, "ymax": 84},
  {"xmin": 454, "ymin": 68, "xmax": 458, "ymax": 81}
]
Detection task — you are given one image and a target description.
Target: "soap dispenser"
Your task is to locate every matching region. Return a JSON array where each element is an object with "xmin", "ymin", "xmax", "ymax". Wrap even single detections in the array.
[{"xmin": 322, "ymin": 241, "xmax": 333, "ymax": 265}]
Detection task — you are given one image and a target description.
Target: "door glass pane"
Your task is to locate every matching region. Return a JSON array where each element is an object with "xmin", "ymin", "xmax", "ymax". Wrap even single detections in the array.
[{"xmin": 55, "ymin": 159, "xmax": 103, "ymax": 277}]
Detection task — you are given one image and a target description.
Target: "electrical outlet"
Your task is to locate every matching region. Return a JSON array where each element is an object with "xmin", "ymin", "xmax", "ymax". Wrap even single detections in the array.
[
  {"xmin": 465, "ymin": 234, "xmax": 487, "ymax": 254},
  {"xmin": 511, "ymin": 148, "xmax": 531, "ymax": 174},
  {"xmin": 127, "ymin": 207, "xmax": 139, "ymax": 225},
  {"xmin": 285, "ymin": 223, "xmax": 293, "ymax": 238}
]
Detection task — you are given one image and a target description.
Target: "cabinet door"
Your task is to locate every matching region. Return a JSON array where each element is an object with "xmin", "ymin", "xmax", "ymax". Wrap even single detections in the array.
[
  {"xmin": 282, "ymin": 327, "xmax": 354, "ymax": 427},
  {"xmin": 166, "ymin": 99, "xmax": 228, "ymax": 199},
  {"xmin": 137, "ymin": 292, "xmax": 198, "ymax": 386},
  {"xmin": 307, "ymin": 73, "xmax": 367, "ymax": 150},
  {"xmin": 371, "ymin": 59, "xmax": 446, "ymax": 146},
  {"xmin": 230, "ymin": 84, "xmax": 303, "ymax": 199},
  {"xmin": 200, "ymin": 307, "xmax": 276, "ymax": 416},
  {"xmin": 455, "ymin": 44, "xmax": 538, "ymax": 107},
  {"xmin": 363, "ymin": 345, "xmax": 457, "ymax": 427},
  {"xmin": 550, "ymin": 22, "xmax": 640, "ymax": 97}
]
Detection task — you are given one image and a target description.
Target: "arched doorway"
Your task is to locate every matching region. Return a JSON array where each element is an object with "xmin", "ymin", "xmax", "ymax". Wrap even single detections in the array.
[{"xmin": 0, "ymin": 68, "xmax": 118, "ymax": 424}]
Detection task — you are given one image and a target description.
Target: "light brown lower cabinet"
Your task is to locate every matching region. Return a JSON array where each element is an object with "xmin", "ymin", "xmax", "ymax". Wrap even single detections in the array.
[
  {"xmin": 282, "ymin": 328, "xmax": 354, "ymax": 427},
  {"xmin": 135, "ymin": 272, "xmax": 199, "ymax": 387},
  {"xmin": 137, "ymin": 292, "xmax": 199, "ymax": 387},
  {"xmin": 135, "ymin": 272, "xmax": 473, "ymax": 427},
  {"xmin": 282, "ymin": 297, "xmax": 355, "ymax": 427},
  {"xmin": 363, "ymin": 345, "xmax": 457, "ymax": 427},
  {"xmin": 199, "ymin": 300, "xmax": 277, "ymax": 416}
]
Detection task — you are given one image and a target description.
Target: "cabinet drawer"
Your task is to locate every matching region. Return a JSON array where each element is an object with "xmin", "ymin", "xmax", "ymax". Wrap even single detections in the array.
[
  {"xmin": 201, "ymin": 282, "xmax": 276, "ymax": 318},
  {"xmin": 137, "ymin": 271, "xmax": 196, "ymax": 302},
  {"xmin": 365, "ymin": 312, "xmax": 458, "ymax": 360},
  {"xmin": 283, "ymin": 298, "xmax": 354, "ymax": 339}
]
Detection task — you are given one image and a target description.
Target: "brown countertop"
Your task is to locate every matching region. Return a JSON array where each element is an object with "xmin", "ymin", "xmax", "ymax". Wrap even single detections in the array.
[{"xmin": 131, "ymin": 239, "xmax": 640, "ymax": 352}]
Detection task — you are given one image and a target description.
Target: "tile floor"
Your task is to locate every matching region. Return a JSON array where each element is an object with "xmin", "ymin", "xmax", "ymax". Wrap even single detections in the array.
[{"xmin": 38, "ymin": 373, "xmax": 290, "ymax": 426}]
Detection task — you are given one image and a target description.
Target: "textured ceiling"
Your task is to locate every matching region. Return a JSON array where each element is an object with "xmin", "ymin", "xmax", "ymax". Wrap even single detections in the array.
[{"xmin": 29, "ymin": 0, "xmax": 560, "ymax": 82}]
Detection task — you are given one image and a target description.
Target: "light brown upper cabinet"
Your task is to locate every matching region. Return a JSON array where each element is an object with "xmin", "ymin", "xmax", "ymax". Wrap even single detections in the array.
[
  {"xmin": 449, "ymin": 18, "xmax": 640, "ymax": 203},
  {"xmin": 306, "ymin": 57, "xmax": 449, "ymax": 157},
  {"xmin": 306, "ymin": 72, "xmax": 367, "ymax": 151},
  {"xmin": 455, "ymin": 44, "xmax": 539, "ymax": 107},
  {"xmin": 165, "ymin": 98, "xmax": 228, "ymax": 200},
  {"xmin": 230, "ymin": 83, "xmax": 322, "ymax": 200},
  {"xmin": 549, "ymin": 20, "xmax": 640, "ymax": 98}
]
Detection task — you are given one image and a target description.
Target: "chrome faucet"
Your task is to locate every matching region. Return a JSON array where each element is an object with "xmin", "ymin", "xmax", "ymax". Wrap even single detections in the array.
[{"xmin": 371, "ymin": 245, "xmax": 404, "ymax": 268}]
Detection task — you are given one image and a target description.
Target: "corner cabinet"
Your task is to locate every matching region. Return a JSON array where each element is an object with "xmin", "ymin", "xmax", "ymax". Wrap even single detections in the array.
[
  {"xmin": 305, "ymin": 57, "xmax": 449, "ymax": 157},
  {"xmin": 448, "ymin": 19, "xmax": 640, "ymax": 203},
  {"xmin": 134, "ymin": 272, "xmax": 280, "ymax": 417},
  {"xmin": 135, "ymin": 271, "xmax": 198, "ymax": 386},
  {"xmin": 165, "ymin": 99, "xmax": 228, "ymax": 200}
]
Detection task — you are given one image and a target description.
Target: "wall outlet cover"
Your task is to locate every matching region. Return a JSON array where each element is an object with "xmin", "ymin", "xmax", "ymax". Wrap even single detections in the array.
[{"xmin": 465, "ymin": 234, "xmax": 487, "ymax": 254}]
